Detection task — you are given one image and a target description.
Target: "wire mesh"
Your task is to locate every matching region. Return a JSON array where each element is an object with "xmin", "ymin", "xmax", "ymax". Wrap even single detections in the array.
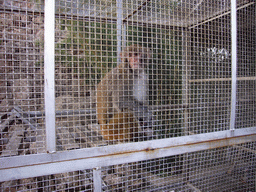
[
  {"xmin": 188, "ymin": 13, "xmax": 232, "ymax": 134},
  {"xmin": 100, "ymin": 141, "xmax": 256, "ymax": 191},
  {"xmin": 0, "ymin": 0, "xmax": 255, "ymax": 191},
  {"xmin": 0, "ymin": 169, "xmax": 93, "ymax": 191},
  {"xmin": 52, "ymin": 0, "xmax": 256, "ymax": 150},
  {"xmin": 0, "ymin": 142, "xmax": 255, "ymax": 191},
  {"xmin": 184, "ymin": 142, "xmax": 256, "ymax": 192},
  {"xmin": 53, "ymin": 0, "xmax": 189, "ymax": 149},
  {"xmin": 236, "ymin": 5, "xmax": 256, "ymax": 129},
  {"xmin": 0, "ymin": 0, "xmax": 45, "ymax": 156}
]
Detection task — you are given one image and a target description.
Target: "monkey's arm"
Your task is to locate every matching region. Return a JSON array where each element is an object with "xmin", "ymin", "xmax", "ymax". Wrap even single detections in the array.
[
  {"xmin": 112, "ymin": 89, "xmax": 153, "ymax": 126},
  {"xmin": 111, "ymin": 65, "xmax": 153, "ymax": 126}
]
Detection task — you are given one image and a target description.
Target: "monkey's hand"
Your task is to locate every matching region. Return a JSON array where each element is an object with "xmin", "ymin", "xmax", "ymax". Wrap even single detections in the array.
[
  {"xmin": 134, "ymin": 105, "xmax": 155, "ymax": 139},
  {"xmin": 134, "ymin": 105, "xmax": 153, "ymax": 127}
]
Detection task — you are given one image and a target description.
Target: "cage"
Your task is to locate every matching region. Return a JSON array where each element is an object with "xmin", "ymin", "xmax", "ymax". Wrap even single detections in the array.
[{"xmin": 0, "ymin": 0, "xmax": 255, "ymax": 191}]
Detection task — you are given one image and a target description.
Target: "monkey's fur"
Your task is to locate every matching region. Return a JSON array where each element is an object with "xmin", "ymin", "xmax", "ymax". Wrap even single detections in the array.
[{"xmin": 96, "ymin": 45, "xmax": 152, "ymax": 142}]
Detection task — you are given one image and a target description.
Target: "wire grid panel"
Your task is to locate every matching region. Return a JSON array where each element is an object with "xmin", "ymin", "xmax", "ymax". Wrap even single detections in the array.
[
  {"xmin": 52, "ymin": 0, "xmax": 256, "ymax": 150},
  {"xmin": 235, "ymin": 5, "xmax": 256, "ymax": 129},
  {"xmin": 0, "ymin": 142, "xmax": 255, "ymax": 191},
  {"xmin": 54, "ymin": 0, "xmax": 187, "ymax": 149},
  {"xmin": 101, "ymin": 141, "xmax": 256, "ymax": 191},
  {"xmin": 187, "ymin": 7, "xmax": 236, "ymax": 134},
  {"xmin": 0, "ymin": 0, "xmax": 46, "ymax": 157},
  {"xmin": 0, "ymin": 169, "xmax": 94, "ymax": 191},
  {"xmin": 0, "ymin": 0, "xmax": 255, "ymax": 191}
]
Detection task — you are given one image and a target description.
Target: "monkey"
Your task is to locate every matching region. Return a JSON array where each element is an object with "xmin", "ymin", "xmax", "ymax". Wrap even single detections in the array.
[{"xmin": 96, "ymin": 44, "xmax": 153, "ymax": 142}]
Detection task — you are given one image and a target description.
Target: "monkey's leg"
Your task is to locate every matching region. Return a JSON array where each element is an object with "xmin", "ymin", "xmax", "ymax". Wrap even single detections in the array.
[{"xmin": 100, "ymin": 112, "xmax": 139, "ymax": 142}]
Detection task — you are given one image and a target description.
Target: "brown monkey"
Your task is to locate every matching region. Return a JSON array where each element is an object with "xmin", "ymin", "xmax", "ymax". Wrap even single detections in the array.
[{"xmin": 96, "ymin": 44, "xmax": 153, "ymax": 142}]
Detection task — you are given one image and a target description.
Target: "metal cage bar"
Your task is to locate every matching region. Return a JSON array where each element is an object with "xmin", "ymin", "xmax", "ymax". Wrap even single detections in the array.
[
  {"xmin": 0, "ymin": 127, "xmax": 255, "ymax": 182},
  {"xmin": 116, "ymin": 0, "xmax": 123, "ymax": 64},
  {"xmin": 230, "ymin": 0, "xmax": 237, "ymax": 130},
  {"xmin": 44, "ymin": 0, "xmax": 56, "ymax": 153}
]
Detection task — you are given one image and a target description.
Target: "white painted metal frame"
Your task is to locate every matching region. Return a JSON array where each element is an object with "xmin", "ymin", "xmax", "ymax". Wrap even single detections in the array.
[
  {"xmin": 93, "ymin": 167, "xmax": 102, "ymax": 192},
  {"xmin": 0, "ymin": 127, "xmax": 255, "ymax": 182},
  {"xmin": 44, "ymin": 0, "xmax": 56, "ymax": 153},
  {"xmin": 116, "ymin": 0, "xmax": 123, "ymax": 64},
  {"xmin": 230, "ymin": 0, "xmax": 237, "ymax": 130},
  {"xmin": 0, "ymin": 0, "xmax": 255, "ymax": 185}
]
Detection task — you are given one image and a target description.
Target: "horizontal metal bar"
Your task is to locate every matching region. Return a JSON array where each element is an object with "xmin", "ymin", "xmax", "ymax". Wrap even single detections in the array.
[
  {"xmin": 1, "ymin": 127, "xmax": 255, "ymax": 169},
  {"xmin": 27, "ymin": 109, "xmax": 96, "ymax": 117},
  {"xmin": 1, "ymin": 1, "xmax": 254, "ymax": 29},
  {"xmin": 21, "ymin": 101, "xmax": 234, "ymax": 119},
  {"xmin": 123, "ymin": 0, "xmax": 150, "ymax": 23},
  {"xmin": 0, "ymin": 134, "xmax": 255, "ymax": 182},
  {"xmin": 189, "ymin": 76, "xmax": 256, "ymax": 83},
  {"xmin": 0, "ymin": 7, "xmax": 183, "ymax": 30},
  {"xmin": 0, "ymin": 127, "xmax": 255, "ymax": 182}
]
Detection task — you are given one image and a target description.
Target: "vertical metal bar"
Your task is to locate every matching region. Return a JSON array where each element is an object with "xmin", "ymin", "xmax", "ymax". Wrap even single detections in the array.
[
  {"xmin": 122, "ymin": 23, "xmax": 127, "ymax": 47},
  {"xmin": 44, "ymin": 0, "xmax": 56, "ymax": 153},
  {"xmin": 93, "ymin": 167, "xmax": 102, "ymax": 192},
  {"xmin": 116, "ymin": 0, "xmax": 123, "ymax": 64},
  {"xmin": 230, "ymin": 0, "xmax": 237, "ymax": 130},
  {"xmin": 182, "ymin": 28, "xmax": 190, "ymax": 184},
  {"xmin": 182, "ymin": 29, "xmax": 189, "ymax": 136}
]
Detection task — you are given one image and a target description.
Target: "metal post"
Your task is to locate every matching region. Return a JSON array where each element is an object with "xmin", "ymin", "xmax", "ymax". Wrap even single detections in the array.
[
  {"xmin": 230, "ymin": 0, "xmax": 237, "ymax": 130},
  {"xmin": 116, "ymin": 0, "xmax": 123, "ymax": 64},
  {"xmin": 122, "ymin": 23, "xmax": 127, "ymax": 48},
  {"xmin": 93, "ymin": 167, "xmax": 102, "ymax": 192},
  {"xmin": 44, "ymin": 0, "xmax": 56, "ymax": 152},
  {"xmin": 182, "ymin": 29, "xmax": 189, "ymax": 136}
]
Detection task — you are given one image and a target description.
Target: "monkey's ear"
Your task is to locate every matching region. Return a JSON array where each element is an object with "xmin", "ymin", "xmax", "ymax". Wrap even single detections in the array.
[
  {"xmin": 120, "ymin": 51, "xmax": 128, "ymax": 62},
  {"xmin": 146, "ymin": 51, "xmax": 151, "ymax": 59},
  {"xmin": 120, "ymin": 52, "xmax": 124, "ymax": 62},
  {"xmin": 144, "ymin": 47, "xmax": 152, "ymax": 59}
]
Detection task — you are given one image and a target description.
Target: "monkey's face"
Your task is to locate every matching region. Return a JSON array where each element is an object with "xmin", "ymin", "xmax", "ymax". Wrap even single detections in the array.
[
  {"xmin": 128, "ymin": 53, "xmax": 144, "ymax": 69},
  {"xmin": 121, "ymin": 44, "xmax": 151, "ymax": 70}
]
